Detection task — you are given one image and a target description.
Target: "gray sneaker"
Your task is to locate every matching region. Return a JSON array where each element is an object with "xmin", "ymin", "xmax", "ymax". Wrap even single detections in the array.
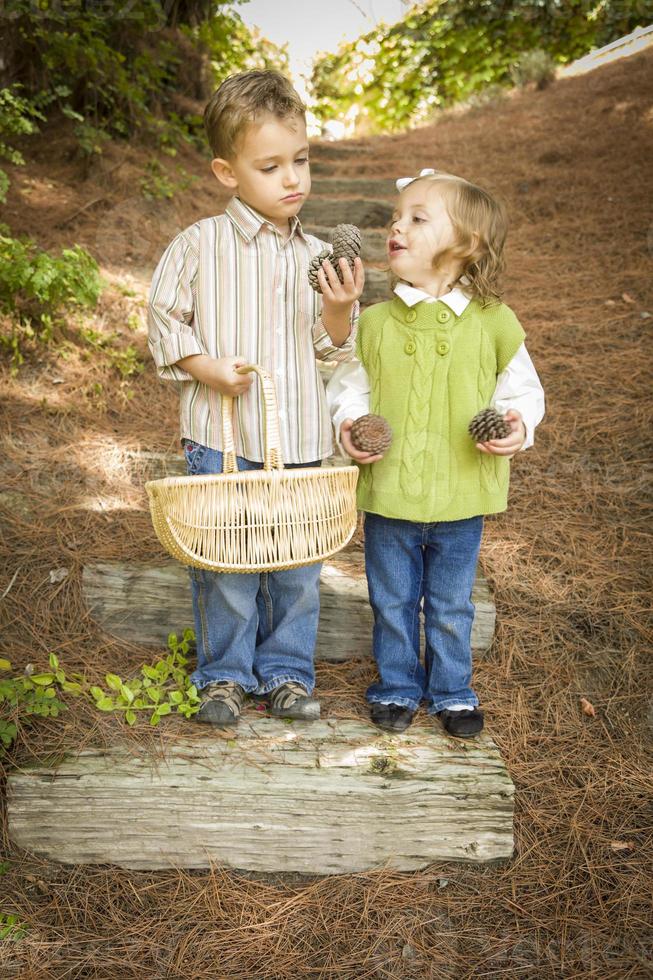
[
  {"xmin": 265, "ymin": 682, "xmax": 320, "ymax": 721},
  {"xmin": 195, "ymin": 681, "xmax": 246, "ymax": 727}
]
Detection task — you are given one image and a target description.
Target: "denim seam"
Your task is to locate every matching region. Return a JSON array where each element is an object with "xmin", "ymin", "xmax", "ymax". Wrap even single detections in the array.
[
  {"xmin": 259, "ymin": 572, "xmax": 274, "ymax": 634},
  {"xmin": 257, "ymin": 673, "xmax": 314, "ymax": 696},
  {"xmin": 193, "ymin": 570, "xmax": 211, "ymax": 670},
  {"xmin": 368, "ymin": 695, "xmax": 420, "ymax": 711}
]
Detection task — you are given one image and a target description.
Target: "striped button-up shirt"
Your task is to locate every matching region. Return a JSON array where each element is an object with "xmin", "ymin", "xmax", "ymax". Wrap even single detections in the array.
[{"xmin": 147, "ymin": 197, "xmax": 359, "ymax": 464}]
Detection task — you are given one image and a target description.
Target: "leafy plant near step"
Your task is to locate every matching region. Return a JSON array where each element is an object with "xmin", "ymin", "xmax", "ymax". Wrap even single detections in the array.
[
  {"xmin": 0, "ymin": 912, "xmax": 27, "ymax": 942},
  {"xmin": 88, "ymin": 630, "xmax": 200, "ymax": 727},
  {"xmin": 0, "ymin": 633, "xmax": 201, "ymax": 757},
  {"xmin": 0, "ymin": 85, "xmax": 47, "ymax": 203},
  {"xmin": 139, "ymin": 160, "xmax": 200, "ymax": 201},
  {"xmin": 0, "ymin": 234, "xmax": 102, "ymax": 372}
]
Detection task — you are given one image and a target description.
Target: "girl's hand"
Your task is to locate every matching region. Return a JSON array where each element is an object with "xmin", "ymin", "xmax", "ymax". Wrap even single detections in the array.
[
  {"xmin": 340, "ymin": 418, "xmax": 384, "ymax": 464},
  {"xmin": 318, "ymin": 256, "xmax": 365, "ymax": 313},
  {"xmin": 475, "ymin": 409, "xmax": 526, "ymax": 458}
]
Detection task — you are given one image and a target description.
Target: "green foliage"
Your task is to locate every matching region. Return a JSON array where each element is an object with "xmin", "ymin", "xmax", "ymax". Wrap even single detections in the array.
[
  {"xmin": 0, "ymin": 912, "xmax": 27, "ymax": 942},
  {"xmin": 510, "ymin": 49, "xmax": 557, "ymax": 89},
  {"xmin": 310, "ymin": 0, "xmax": 650, "ymax": 134},
  {"xmin": 2, "ymin": 1, "xmax": 289, "ymax": 163},
  {"xmin": 88, "ymin": 630, "xmax": 201, "ymax": 726},
  {"xmin": 0, "ymin": 633, "xmax": 201, "ymax": 759},
  {"xmin": 0, "ymin": 234, "xmax": 102, "ymax": 371},
  {"xmin": 0, "ymin": 85, "xmax": 47, "ymax": 202},
  {"xmin": 140, "ymin": 160, "xmax": 200, "ymax": 200}
]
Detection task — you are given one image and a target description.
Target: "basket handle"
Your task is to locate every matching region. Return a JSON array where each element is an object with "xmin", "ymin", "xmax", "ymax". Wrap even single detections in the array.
[{"xmin": 221, "ymin": 364, "xmax": 284, "ymax": 473}]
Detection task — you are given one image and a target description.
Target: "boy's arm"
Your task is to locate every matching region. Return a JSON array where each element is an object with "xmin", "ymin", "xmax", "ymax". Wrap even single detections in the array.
[
  {"xmin": 312, "ymin": 256, "xmax": 364, "ymax": 362},
  {"xmin": 478, "ymin": 344, "xmax": 545, "ymax": 457},
  {"xmin": 147, "ymin": 230, "xmax": 203, "ymax": 382}
]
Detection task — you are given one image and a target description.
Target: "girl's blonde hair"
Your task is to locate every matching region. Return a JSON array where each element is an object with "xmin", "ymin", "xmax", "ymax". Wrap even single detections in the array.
[{"xmin": 399, "ymin": 171, "xmax": 508, "ymax": 305}]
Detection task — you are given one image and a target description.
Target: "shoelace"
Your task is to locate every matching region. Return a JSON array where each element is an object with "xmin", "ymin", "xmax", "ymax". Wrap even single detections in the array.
[{"xmin": 268, "ymin": 682, "xmax": 309, "ymax": 709}]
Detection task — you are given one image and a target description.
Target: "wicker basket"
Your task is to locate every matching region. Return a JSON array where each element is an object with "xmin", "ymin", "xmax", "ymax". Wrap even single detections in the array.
[{"xmin": 145, "ymin": 364, "xmax": 359, "ymax": 573}]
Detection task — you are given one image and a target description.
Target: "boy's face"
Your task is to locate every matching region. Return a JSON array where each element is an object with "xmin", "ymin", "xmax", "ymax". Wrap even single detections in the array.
[{"xmin": 212, "ymin": 113, "xmax": 310, "ymax": 233}]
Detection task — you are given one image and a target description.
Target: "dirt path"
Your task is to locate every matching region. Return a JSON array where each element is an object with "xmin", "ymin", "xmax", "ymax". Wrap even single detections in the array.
[{"xmin": 1, "ymin": 48, "xmax": 652, "ymax": 978}]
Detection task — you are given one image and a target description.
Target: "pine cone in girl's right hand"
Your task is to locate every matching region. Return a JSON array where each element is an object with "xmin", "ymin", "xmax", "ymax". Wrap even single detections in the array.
[
  {"xmin": 350, "ymin": 414, "xmax": 393, "ymax": 454},
  {"xmin": 468, "ymin": 407, "xmax": 511, "ymax": 442}
]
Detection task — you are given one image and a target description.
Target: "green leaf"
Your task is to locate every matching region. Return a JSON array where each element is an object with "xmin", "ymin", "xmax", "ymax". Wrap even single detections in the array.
[
  {"xmin": 105, "ymin": 673, "xmax": 122, "ymax": 691},
  {"xmin": 0, "ymin": 658, "xmax": 11, "ymax": 671},
  {"xmin": 90, "ymin": 686, "xmax": 105, "ymax": 700},
  {"xmin": 49, "ymin": 652, "xmax": 59, "ymax": 669},
  {"xmin": 146, "ymin": 687, "xmax": 160, "ymax": 704},
  {"xmin": 125, "ymin": 709, "xmax": 136, "ymax": 726},
  {"xmin": 96, "ymin": 696, "xmax": 114, "ymax": 711},
  {"xmin": 120, "ymin": 684, "xmax": 134, "ymax": 704},
  {"xmin": 141, "ymin": 664, "xmax": 159, "ymax": 680},
  {"xmin": 30, "ymin": 673, "xmax": 55, "ymax": 685},
  {"xmin": 155, "ymin": 702, "xmax": 171, "ymax": 716},
  {"xmin": 61, "ymin": 680, "xmax": 83, "ymax": 695},
  {"xmin": 169, "ymin": 690, "xmax": 184, "ymax": 704},
  {"xmin": 150, "ymin": 712, "xmax": 161, "ymax": 726}
]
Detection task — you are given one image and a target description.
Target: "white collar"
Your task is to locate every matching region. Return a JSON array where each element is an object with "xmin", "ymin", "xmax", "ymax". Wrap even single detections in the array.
[{"xmin": 394, "ymin": 280, "xmax": 471, "ymax": 317}]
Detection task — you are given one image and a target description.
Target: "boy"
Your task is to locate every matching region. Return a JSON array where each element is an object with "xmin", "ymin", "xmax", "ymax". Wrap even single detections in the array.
[{"xmin": 147, "ymin": 70, "xmax": 364, "ymax": 727}]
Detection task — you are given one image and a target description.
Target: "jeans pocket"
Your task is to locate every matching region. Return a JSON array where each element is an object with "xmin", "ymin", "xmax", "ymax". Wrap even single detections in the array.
[{"xmin": 182, "ymin": 440, "xmax": 208, "ymax": 476}]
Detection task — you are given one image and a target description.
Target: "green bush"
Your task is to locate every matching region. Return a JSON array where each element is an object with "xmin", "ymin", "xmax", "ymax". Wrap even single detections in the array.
[
  {"xmin": 511, "ymin": 49, "xmax": 558, "ymax": 89},
  {"xmin": 0, "ymin": 85, "xmax": 47, "ymax": 202},
  {"xmin": 310, "ymin": 0, "xmax": 650, "ymax": 134},
  {"xmin": 0, "ymin": 234, "xmax": 102, "ymax": 370}
]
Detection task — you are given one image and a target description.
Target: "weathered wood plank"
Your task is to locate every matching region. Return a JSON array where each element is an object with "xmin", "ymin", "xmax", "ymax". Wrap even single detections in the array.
[
  {"xmin": 7, "ymin": 719, "xmax": 514, "ymax": 873},
  {"xmin": 299, "ymin": 198, "xmax": 393, "ymax": 229},
  {"xmin": 306, "ymin": 225, "xmax": 387, "ymax": 262},
  {"xmin": 82, "ymin": 561, "xmax": 496, "ymax": 659},
  {"xmin": 310, "ymin": 178, "xmax": 396, "ymax": 198}
]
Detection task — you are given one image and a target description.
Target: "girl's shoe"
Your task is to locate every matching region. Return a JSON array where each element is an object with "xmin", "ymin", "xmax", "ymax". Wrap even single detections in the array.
[
  {"xmin": 264, "ymin": 682, "xmax": 321, "ymax": 721},
  {"xmin": 195, "ymin": 681, "xmax": 246, "ymax": 727},
  {"xmin": 370, "ymin": 703, "xmax": 415, "ymax": 733},
  {"xmin": 437, "ymin": 707, "xmax": 484, "ymax": 738}
]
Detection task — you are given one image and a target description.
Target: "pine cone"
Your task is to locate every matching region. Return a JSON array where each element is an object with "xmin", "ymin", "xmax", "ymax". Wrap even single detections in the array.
[
  {"xmin": 308, "ymin": 223, "xmax": 362, "ymax": 293},
  {"xmin": 468, "ymin": 407, "xmax": 511, "ymax": 442},
  {"xmin": 350, "ymin": 414, "xmax": 393, "ymax": 454}
]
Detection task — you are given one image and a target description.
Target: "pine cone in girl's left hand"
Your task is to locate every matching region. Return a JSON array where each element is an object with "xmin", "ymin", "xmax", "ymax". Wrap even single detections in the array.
[
  {"xmin": 468, "ymin": 407, "xmax": 511, "ymax": 442},
  {"xmin": 350, "ymin": 414, "xmax": 393, "ymax": 454}
]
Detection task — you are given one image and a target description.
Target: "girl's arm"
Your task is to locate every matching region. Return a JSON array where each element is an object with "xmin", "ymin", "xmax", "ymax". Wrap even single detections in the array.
[
  {"xmin": 478, "ymin": 344, "xmax": 545, "ymax": 456},
  {"xmin": 326, "ymin": 360, "xmax": 376, "ymax": 461}
]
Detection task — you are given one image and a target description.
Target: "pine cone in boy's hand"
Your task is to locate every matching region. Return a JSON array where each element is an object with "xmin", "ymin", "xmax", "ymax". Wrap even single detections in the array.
[
  {"xmin": 350, "ymin": 414, "xmax": 393, "ymax": 454},
  {"xmin": 308, "ymin": 223, "xmax": 362, "ymax": 293},
  {"xmin": 468, "ymin": 407, "xmax": 511, "ymax": 442}
]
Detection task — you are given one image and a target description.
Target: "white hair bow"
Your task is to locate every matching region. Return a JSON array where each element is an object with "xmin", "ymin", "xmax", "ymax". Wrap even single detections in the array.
[{"xmin": 396, "ymin": 168, "xmax": 436, "ymax": 191}]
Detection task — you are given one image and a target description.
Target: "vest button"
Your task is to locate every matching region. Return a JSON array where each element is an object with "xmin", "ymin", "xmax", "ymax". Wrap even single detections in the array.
[
  {"xmin": 437, "ymin": 309, "xmax": 451, "ymax": 323},
  {"xmin": 437, "ymin": 341, "xmax": 450, "ymax": 355},
  {"xmin": 404, "ymin": 340, "xmax": 416, "ymax": 355},
  {"xmin": 405, "ymin": 310, "xmax": 417, "ymax": 323}
]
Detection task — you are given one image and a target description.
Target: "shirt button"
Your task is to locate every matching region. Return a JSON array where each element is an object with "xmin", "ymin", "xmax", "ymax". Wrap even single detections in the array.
[
  {"xmin": 404, "ymin": 340, "xmax": 416, "ymax": 355},
  {"xmin": 405, "ymin": 310, "xmax": 417, "ymax": 323},
  {"xmin": 437, "ymin": 309, "xmax": 451, "ymax": 323},
  {"xmin": 437, "ymin": 341, "xmax": 450, "ymax": 355}
]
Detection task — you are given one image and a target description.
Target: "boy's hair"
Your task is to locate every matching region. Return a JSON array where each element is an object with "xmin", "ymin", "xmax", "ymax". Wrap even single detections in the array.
[
  {"xmin": 204, "ymin": 70, "xmax": 306, "ymax": 160},
  {"xmin": 398, "ymin": 172, "xmax": 508, "ymax": 305}
]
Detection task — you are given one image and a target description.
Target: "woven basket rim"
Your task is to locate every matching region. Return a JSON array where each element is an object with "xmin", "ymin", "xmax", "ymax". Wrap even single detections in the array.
[{"xmin": 146, "ymin": 465, "xmax": 358, "ymax": 491}]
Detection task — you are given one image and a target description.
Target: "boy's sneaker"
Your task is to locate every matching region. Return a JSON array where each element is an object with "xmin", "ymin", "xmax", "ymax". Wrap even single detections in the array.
[
  {"xmin": 437, "ymin": 707, "xmax": 484, "ymax": 738},
  {"xmin": 370, "ymin": 703, "xmax": 415, "ymax": 733},
  {"xmin": 195, "ymin": 681, "xmax": 246, "ymax": 727},
  {"xmin": 262, "ymin": 682, "xmax": 320, "ymax": 721}
]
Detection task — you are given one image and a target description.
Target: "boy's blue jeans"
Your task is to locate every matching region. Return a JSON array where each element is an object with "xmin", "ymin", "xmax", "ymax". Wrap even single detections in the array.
[
  {"xmin": 363, "ymin": 511, "xmax": 484, "ymax": 714},
  {"xmin": 183, "ymin": 441, "xmax": 322, "ymax": 695}
]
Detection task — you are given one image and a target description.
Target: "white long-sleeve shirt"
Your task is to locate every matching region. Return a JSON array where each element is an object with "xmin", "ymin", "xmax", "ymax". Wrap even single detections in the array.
[{"xmin": 327, "ymin": 281, "xmax": 545, "ymax": 452}]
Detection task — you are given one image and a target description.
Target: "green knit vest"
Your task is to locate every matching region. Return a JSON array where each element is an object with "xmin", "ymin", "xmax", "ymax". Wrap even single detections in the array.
[{"xmin": 355, "ymin": 296, "xmax": 526, "ymax": 522}]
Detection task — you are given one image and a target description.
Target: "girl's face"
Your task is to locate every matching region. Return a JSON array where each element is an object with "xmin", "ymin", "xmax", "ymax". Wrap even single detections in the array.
[{"xmin": 387, "ymin": 181, "xmax": 459, "ymax": 291}]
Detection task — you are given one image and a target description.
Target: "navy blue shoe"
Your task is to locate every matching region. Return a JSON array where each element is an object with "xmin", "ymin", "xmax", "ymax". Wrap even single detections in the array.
[
  {"xmin": 438, "ymin": 707, "xmax": 484, "ymax": 738},
  {"xmin": 370, "ymin": 703, "xmax": 415, "ymax": 733}
]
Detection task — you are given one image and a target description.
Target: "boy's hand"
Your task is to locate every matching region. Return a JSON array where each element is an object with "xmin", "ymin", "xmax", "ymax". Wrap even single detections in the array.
[
  {"xmin": 176, "ymin": 354, "xmax": 254, "ymax": 396},
  {"xmin": 475, "ymin": 409, "xmax": 526, "ymax": 458},
  {"xmin": 340, "ymin": 418, "xmax": 384, "ymax": 464},
  {"xmin": 318, "ymin": 256, "xmax": 365, "ymax": 313}
]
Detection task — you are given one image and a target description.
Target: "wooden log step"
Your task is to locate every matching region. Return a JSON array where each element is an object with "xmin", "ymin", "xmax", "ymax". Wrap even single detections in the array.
[
  {"xmin": 81, "ymin": 560, "xmax": 496, "ymax": 659},
  {"xmin": 362, "ymin": 267, "xmax": 393, "ymax": 306},
  {"xmin": 299, "ymin": 198, "xmax": 392, "ymax": 229},
  {"xmin": 7, "ymin": 718, "xmax": 514, "ymax": 873},
  {"xmin": 310, "ymin": 178, "xmax": 396, "ymax": 198}
]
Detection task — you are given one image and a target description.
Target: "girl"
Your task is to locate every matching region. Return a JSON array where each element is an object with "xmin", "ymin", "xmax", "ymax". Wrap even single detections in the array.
[{"xmin": 327, "ymin": 168, "xmax": 545, "ymax": 737}]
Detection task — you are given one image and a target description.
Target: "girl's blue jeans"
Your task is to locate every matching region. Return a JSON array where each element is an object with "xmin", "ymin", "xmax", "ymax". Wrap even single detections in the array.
[
  {"xmin": 183, "ymin": 441, "xmax": 322, "ymax": 695},
  {"xmin": 363, "ymin": 511, "xmax": 484, "ymax": 713}
]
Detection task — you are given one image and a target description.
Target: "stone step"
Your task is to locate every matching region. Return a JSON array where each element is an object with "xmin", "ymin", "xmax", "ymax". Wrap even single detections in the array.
[
  {"xmin": 306, "ymin": 225, "xmax": 387, "ymax": 263},
  {"xmin": 7, "ymin": 717, "xmax": 514, "ymax": 873},
  {"xmin": 82, "ymin": 560, "xmax": 496, "ymax": 659},
  {"xmin": 362, "ymin": 267, "xmax": 393, "ymax": 306},
  {"xmin": 310, "ymin": 178, "xmax": 396, "ymax": 198},
  {"xmin": 299, "ymin": 197, "xmax": 392, "ymax": 229}
]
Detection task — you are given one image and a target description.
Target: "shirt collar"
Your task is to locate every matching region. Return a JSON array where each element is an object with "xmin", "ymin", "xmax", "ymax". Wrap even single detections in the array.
[
  {"xmin": 394, "ymin": 280, "xmax": 471, "ymax": 317},
  {"xmin": 225, "ymin": 197, "xmax": 306, "ymax": 243}
]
